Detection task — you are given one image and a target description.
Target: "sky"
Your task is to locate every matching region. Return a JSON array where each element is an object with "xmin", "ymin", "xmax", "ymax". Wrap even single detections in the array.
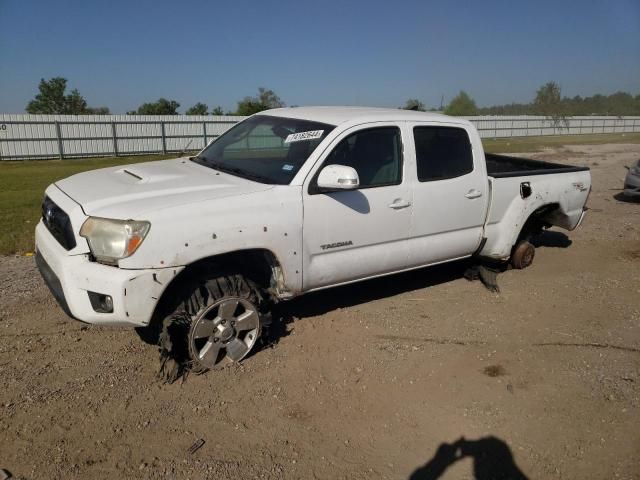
[{"xmin": 0, "ymin": 0, "xmax": 639, "ymax": 113}]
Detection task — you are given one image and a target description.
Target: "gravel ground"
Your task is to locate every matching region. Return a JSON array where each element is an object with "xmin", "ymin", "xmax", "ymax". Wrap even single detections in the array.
[{"xmin": 0, "ymin": 143, "xmax": 639, "ymax": 479}]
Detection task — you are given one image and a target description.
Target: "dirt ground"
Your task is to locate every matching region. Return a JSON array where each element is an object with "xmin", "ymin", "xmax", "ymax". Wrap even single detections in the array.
[{"xmin": 1, "ymin": 143, "xmax": 639, "ymax": 480}]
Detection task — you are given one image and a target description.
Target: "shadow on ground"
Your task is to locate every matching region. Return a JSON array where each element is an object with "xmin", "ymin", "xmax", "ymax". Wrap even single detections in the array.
[
  {"xmin": 264, "ymin": 258, "xmax": 473, "ymax": 345},
  {"xmin": 530, "ymin": 230, "xmax": 572, "ymax": 248},
  {"xmin": 281, "ymin": 260, "xmax": 471, "ymax": 318},
  {"xmin": 613, "ymin": 192, "xmax": 640, "ymax": 203},
  {"xmin": 409, "ymin": 436, "xmax": 528, "ymax": 480},
  {"xmin": 271, "ymin": 229, "xmax": 571, "ymax": 334}
]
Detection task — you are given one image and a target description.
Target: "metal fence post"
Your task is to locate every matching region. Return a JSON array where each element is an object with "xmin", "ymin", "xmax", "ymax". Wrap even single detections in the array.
[
  {"xmin": 160, "ymin": 121, "xmax": 167, "ymax": 154},
  {"xmin": 55, "ymin": 121, "xmax": 64, "ymax": 159},
  {"xmin": 111, "ymin": 122, "xmax": 118, "ymax": 156},
  {"xmin": 202, "ymin": 121, "xmax": 207, "ymax": 148}
]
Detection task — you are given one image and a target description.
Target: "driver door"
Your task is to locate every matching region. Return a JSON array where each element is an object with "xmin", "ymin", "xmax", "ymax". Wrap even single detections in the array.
[{"xmin": 302, "ymin": 124, "xmax": 412, "ymax": 290}]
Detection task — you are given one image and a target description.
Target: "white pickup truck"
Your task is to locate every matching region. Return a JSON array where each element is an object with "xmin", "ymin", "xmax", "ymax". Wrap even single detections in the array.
[{"xmin": 36, "ymin": 107, "xmax": 591, "ymax": 371}]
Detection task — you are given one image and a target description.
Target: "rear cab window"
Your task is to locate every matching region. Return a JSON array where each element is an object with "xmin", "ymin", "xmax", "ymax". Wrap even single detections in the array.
[{"xmin": 413, "ymin": 126, "xmax": 473, "ymax": 181}]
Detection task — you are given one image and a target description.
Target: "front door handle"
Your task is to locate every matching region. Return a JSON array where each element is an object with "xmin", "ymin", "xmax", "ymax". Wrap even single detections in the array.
[
  {"xmin": 388, "ymin": 199, "xmax": 411, "ymax": 209},
  {"xmin": 465, "ymin": 189, "xmax": 483, "ymax": 199}
]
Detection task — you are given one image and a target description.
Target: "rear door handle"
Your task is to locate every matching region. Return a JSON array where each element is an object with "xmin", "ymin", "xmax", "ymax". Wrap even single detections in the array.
[
  {"xmin": 465, "ymin": 189, "xmax": 483, "ymax": 199},
  {"xmin": 388, "ymin": 199, "xmax": 411, "ymax": 209}
]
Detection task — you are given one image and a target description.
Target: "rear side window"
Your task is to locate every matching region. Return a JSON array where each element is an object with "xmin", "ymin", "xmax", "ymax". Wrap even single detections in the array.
[{"xmin": 413, "ymin": 127, "xmax": 473, "ymax": 181}]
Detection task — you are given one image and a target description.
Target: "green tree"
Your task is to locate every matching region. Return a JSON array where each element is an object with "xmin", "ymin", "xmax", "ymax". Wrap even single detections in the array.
[
  {"xmin": 607, "ymin": 91, "xmax": 635, "ymax": 116},
  {"xmin": 478, "ymin": 88, "xmax": 640, "ymax": 116},
  {"xmin": 402, "ymin": 99, "xmax": 426, "ymax": 111},
  {"xmin": 534, "ymin": 81, "xmax": 568, "ymax": 129},
  {"xmin": 185, "ymin": 102, "xmax": 208, "ymax": 115},
  {"xmin": 85, "ymin": 106, "xmax": 111, "ymax": 114},
  {"xmin": 65, "ymin": 88, "xmax": 88, "ymax": 114},
  {"xmin": 444, "ymin": 91, "xmax": 478, "ymax": 116},
  {"xmin": 26, "ymin": 77, "xmax": 95, "ymax": 114},
  {"xmin": 129, "ymin": 98, "xmax": 180, "ymax": 115},
  {"xmin": 210, "ymin": 106, "xmax": 224, "ymax": 115},
  {"xmin": 235, "ymin": 87, "xmax": 285, "ymax": 115},
  {"xmin": 533, "ymin": 82, "xmax": 562, "ymax": 117}
]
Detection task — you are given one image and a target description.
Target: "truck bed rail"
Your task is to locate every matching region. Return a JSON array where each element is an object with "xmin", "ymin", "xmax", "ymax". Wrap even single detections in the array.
[{"xmin": 486, "ymin": 153, "xmax": 590, "ymax": 178}]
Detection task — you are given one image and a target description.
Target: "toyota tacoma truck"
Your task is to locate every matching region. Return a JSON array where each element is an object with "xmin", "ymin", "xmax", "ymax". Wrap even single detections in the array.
[{"xmin": 36, "ymin": 107, "xmax": 591, "ymax": 372}]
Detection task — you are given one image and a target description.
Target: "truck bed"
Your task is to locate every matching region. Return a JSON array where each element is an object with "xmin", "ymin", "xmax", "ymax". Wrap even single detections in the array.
[{"xmin": 485, "ymin": 153, "xmax": 590, "ymax": 178}]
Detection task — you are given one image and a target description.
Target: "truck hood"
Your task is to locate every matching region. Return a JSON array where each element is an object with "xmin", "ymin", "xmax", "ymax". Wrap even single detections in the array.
[{"xmin": 55, "ymin": 158, "xmax": 273, "ymax": 218}]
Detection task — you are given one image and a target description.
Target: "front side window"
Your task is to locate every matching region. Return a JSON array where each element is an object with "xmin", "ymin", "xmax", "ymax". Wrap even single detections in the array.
[
  {"xmin": 414, "ymin": 127, "xmax": 473, "ymax": 181},
  {"xmin": 321, "ymin": 127, "xmax": 403, "ymax": 188},
  {"xmin": 193, "ymin": 115, "xmax": 335, "ymax": 184}
]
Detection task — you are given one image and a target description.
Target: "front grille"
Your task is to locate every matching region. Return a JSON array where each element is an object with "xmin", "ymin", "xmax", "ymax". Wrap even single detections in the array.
[{"xmin": 42, "ymin": 196, "xmax": 77, "ymax": 250}]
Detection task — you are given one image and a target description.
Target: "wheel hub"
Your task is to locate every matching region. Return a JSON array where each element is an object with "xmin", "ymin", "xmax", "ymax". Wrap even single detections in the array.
[
  {"xmin": 217, "ymin": 325, "xmax": 234, "ymax": 342},
  {"xmin": 188, "ymin": 297, "xmax": 260, "ymax": 369}
]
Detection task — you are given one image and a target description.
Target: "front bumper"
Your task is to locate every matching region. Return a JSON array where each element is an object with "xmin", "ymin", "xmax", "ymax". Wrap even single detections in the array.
[{"xmin": 35, "ymin": 220, "xmax": 183, "ymax": 327}]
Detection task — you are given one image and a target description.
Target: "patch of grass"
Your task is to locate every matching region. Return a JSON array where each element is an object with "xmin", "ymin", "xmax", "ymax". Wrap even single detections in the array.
[
  {"xmin": 483, "ymin": 132, "xmax": 640, "ymax": 153},
  {"xmin": 0, "ymin": 154, "xmax": 175, "ymax": 255}
]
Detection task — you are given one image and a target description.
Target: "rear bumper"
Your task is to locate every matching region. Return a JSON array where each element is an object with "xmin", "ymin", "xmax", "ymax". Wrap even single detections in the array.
[{"xmin": 35, "ymin": 220, "xmax": 183, "ymax": 327}]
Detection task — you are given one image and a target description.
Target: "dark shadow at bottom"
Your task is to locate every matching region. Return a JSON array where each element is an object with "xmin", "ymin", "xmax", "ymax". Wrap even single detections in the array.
[
  {"xmin": 530, "ymin": 229, "xmax": 572, "ymax": 248},
  {"xmin": 614, "ymin": 192, "xmax": 640, "ymax": 203},
  {"xmin": 409, "ymin": 436, "xmax": 528, "ymax": 480}
]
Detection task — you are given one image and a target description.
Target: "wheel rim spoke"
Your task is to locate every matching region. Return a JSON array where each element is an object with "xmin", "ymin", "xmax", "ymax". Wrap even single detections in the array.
[
  {"xmin": 198, "ymin": 340, "xmax": 222, "ymax": 368},
  {"xmin": 235, "ymin": 309, "xmax": 259, "ymax": 332},
  {"xmin": 192, "ymin": 319, "xmax": 215, "ymax": 339},
  {"xmin": 189, "ymin": 297, "xmax": 260, "ymax": 370},
  {"xmin": 225, "ymin": 338, "xmax": 249, "ymax": 362},
  {"xmin": 218, "ymin": 299, "xmax": 239, "ymax": 320}
]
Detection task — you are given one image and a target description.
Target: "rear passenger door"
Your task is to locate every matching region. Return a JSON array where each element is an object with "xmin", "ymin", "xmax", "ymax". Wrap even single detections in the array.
[{"xmin": 407, "ymin": 124, "xmax": 489, "ymax": 266}]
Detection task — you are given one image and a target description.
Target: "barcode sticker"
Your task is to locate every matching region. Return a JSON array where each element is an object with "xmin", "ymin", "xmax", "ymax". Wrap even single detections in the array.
[{"xmin": 284, "ymin": 130, "xmax": 324, "ymax": 143}]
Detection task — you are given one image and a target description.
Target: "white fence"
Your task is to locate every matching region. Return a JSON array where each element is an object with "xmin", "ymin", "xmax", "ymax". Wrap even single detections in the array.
[
  {"xmin": 0, "ymin": 114, "xmax": 243, "ymax": 160},
  {"xmin": 467, "ymin": 115, "xmax": 640, "ymax": 139},
  {"xmin": 1, "ymin": 113, "xmax": 639, "ymax": 160}
]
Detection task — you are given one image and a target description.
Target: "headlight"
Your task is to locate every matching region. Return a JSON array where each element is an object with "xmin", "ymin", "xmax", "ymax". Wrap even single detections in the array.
[{"xmin": 80, "ymin": 217, "xmax": 150, "ymax": 264}]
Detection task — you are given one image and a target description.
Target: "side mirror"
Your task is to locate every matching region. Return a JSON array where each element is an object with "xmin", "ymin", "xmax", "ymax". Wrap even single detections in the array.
[{"xmin": 317, "ymin": 164, "xmax": 359, "ymax": 190}]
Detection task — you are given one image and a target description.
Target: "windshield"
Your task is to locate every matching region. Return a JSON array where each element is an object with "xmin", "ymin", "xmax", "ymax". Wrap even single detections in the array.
[{"xmin": 192, "ymin": 115, "xmax": 335, "ymax": 184}]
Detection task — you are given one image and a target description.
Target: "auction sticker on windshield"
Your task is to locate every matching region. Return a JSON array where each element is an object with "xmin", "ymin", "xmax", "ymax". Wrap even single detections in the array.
[{"xmin": 284, "ymin": 130, "xmax": 324, "ymax": 143}]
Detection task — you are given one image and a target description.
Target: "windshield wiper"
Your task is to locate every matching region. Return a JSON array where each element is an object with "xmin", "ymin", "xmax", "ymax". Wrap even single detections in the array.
[
  {"xmin": 208, "ymin": 162, "xmax": 272, "ymax": 184},
  {"xmin": 190, "ymin": 155, "xmax": 208, "ymax": 164},
  {"xmin": 191, "ymin": 157, "xmax": 273, "ymax": 184}
]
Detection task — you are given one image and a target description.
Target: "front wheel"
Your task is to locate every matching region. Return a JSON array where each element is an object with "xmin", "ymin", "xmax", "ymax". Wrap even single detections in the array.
[
  {"xmin": 158, "ymin": 274, "xmax": 265, "ymax": 381},
  {"xmin": 188, "ymin": 295, "xmax": 260, "ymax": 369}
]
